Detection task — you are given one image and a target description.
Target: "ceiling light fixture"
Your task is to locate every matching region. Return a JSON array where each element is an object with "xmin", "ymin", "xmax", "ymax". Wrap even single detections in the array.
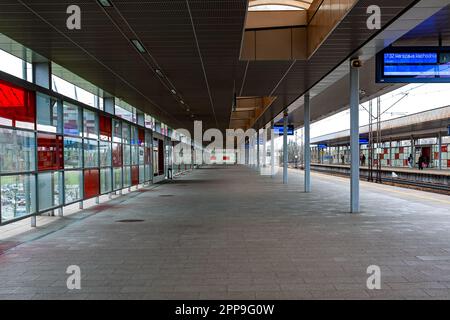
[
  {"xmin": 171, "ymin": 89, "xmax": 177, "ymax": 95},
  {"xmin": 180, "ymin": 100, "xmax": 185, "ymax": 105},
  {"xmin": 131, "ymin": 39, "xmax": 146, "ymax": 54},
  {"xmin": 155, "ymin": 69, "xmax": 164, "ymax": 77},
  {"xmin": 97, "ymin": 0, "xmax": 113, "ymax": 7}
]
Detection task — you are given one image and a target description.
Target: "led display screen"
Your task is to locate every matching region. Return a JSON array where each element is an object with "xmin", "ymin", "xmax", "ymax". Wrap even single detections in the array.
[
  {"xmin": 377, "ymin": 47, "xmax": 450, "ymax": 83},
  {"xmin": 273, "ymin": 125, "xmax": 294, "ymax": 136}
]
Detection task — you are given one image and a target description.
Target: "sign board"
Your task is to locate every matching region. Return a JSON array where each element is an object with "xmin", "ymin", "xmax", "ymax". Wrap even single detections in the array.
[
  {"xmin": 376, "ymin": 47, "xmax": 450, "ymax": 83},
  {"xmin": 273, "ymin": 125, "xmax": 294, "ymax": 136}
]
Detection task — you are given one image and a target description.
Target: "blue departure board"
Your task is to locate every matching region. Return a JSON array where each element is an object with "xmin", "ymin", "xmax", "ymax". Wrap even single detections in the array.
[{"xmin": 376, "ymin": 48, "xmax": 450, "ymax": 83}]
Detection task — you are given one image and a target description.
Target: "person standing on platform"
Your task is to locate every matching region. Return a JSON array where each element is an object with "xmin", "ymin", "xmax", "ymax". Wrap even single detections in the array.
[
  {"xmin": 408, "ymin": 154, "xmax": 413, "ymax": 168},
  {"xmin": 418, "ymin": 154, "xmax": 425, "ymax": 170}
]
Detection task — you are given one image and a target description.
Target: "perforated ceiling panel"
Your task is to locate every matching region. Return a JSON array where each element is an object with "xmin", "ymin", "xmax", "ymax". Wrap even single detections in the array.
[{"xmin": 0, "ymin": 0, "xmax": 424, "ymax": 134}]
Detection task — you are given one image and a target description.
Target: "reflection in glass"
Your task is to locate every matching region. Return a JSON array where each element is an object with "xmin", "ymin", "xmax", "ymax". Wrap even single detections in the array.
[
  {"xmin": 100, "ymin": 141, "xmax": 112, "ymax": 167},
  {"xmin": 64, "ymin": 170, "xmax": 82, "ymax": 204},
  {"xmin": 0, "ymin": 174, "xmax": 36, "ymax": 222},
  {"xmin": 37, "ymin": 93, "xmax": 60, "ymax": 133},
  {"xmin": 0, "ymin": 128, "xmax": 35, "ymax": 173},
  {"xmin": 84, "ymin": 139, "xmax": 99, "ymax": 168},
  {"xmin": 38, "ymin": 172, "xmax": 62, "ymax": 211},
  {"xmin": 100, "ymin": 168, "xmax": 112, "ymax": 194},
  {"xmin": 63, "ymin": 103, "xmax": 81, "ymax": 136},
  {"xmin": 83, "ymin": 109, "xmax": 98, "ymax": 139},
  {"xmin": 64, "ymin": 137, "xmax": 82, "ymax": 169},
  {"xmin": 113, "ymin": 167, "xmax": 122, "ymax": 190}
]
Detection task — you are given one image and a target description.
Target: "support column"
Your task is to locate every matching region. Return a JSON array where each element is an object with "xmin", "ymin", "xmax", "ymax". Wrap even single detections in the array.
[
  {"xmin": 262, "ymin": 128, "xmax": 267, "ymax": 168},
  {"xmin": 257, "ymin": 130, "xmax": 260, "ymax": 170},
  {"xmin": 304, "ymin": 92, "xmax": 311, "ymax": 193},
  {"xmin": 350, "ymin": 59, "xmax": 360, "ymax": 213},
  {"xmin": 438, "ymin": 133, "xmax": 442, "ymax": 170},
  {"xmin": 271, "ymin": 121, "xmax": 275, "ymax": 177},
  {"xmin": 283, "ymin": 110, "xmax": 289, "ymax": 184}
]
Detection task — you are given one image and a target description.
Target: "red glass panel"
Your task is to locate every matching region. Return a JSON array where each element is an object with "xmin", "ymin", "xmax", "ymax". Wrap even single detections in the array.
[
  {"xmin": 138, "ymin": 129, "xmax": 145, "ymax": 146},
  {"xmin": 131, "ymin": 166, "xmax": 139, "ymax": 186},
  {"xmin": 112, "ymin": 143, "xmax": 122, "ymax": 167},
  {"xmin": 99, "ymin": 114, "xmax": 112, "ymax": 141},
  {"xmin": 442, "ymin": 146, "xmax": 448, "ymax": 153},
  {"xmin": 395, "ymin": 153, "xmax": 400, "ymax": 160},
  {"xmin": 0, "ymin": 79, "xmax": 35, "ymax": 129},
  {"xmin": 84, "ymin": 169, "xmax": 99, "ymax": 199},
  {"xmin": 448, "ymin": 160, "xmax": 450, "ymax": 167},
  {"xmin": 404, "ymin": 160, "xmax": 408, "ymax": 166},
  {"xmin": 37, "ymin": 133, "xmax": 63, "ymax": 171},
  {"xmin": 399, "ymin": 147, "xmax": 404, "ymax": 153}
]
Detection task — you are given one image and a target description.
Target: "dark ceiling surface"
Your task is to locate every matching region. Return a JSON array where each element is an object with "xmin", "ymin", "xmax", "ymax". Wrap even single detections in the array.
[{"xmin": 0, "ymin": 0, "xmax": 422, "ymax": 134}]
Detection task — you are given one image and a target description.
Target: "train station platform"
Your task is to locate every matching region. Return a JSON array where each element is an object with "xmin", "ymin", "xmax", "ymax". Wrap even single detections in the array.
[{"xmin": 1, "ymin": 166, "xmax": 450, "ymax": 300}]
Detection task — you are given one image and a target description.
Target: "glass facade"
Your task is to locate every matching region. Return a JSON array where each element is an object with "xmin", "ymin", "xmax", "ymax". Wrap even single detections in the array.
[{"xmin": 0, "ymin": 69, "xmax": 181, "ymax": 225}]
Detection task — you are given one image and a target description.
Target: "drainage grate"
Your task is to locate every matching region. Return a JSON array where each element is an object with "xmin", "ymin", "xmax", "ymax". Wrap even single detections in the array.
[{"xmin": 116, "ymin": 219, "xmax": 145, "ymax": 223}]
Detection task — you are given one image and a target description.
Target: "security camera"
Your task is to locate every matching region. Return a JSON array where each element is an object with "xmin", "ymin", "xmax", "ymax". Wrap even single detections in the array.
[{"xmin": 350, "ymin": 58, "xmax": 362, "ymax": 68}]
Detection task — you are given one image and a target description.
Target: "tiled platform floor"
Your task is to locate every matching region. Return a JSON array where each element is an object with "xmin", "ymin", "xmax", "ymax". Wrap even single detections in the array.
[{"xmin": 1, "ymin": 165, "xmax": 450, "ymax": 300}]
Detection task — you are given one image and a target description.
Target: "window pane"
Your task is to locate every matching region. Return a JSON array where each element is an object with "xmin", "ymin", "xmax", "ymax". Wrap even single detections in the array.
[
  {"xmin": 0, "ymin": 79, "xmax": 35, "ymax": 130},
  {"xmin": 123, "ymin": 166, "xmax": 131, "ymax": 187},
  {"xmin": 131, "ymin": 126, "xmax": 138, "ymax": 145},
  {"xmin": 83, "ymin": 109, "xmax": 98, "ymax": 139},
  {"xmin": 123, "ymin": 144, "xmax": 131, "ymax": 165},
  {"xmin": 113, "ymin": 167, "xmax": 122, "ymax": 190},
  {"xmin": 64, "ymin": 137, "xmax": 82, "ymax": 169},
  {"xmin": 100, "ymin": 141, "xmax": 112, "ymax": 167},
  {"xmin": 99, "ymin": 114, "xmax": 112, "ymax": 141},
  {"xmin": 64, "ymin": 170, "xmax": 82, "ymax": 204},
  {"xmin": 37, "ymin": 93, "xmax": 59, "ymax": 133},
  {"xmin": 122, "ymin": 122, "xmax": 130, "ymax": 144},
  {"xmin": 100, "ymin": 168, "xmax": 112, "ymax": 194},
  {"xmin": 131, "ymin": 145, "xmax": 139, "ymax": 165},
  {"xmin": 0, "ymin": 128, "xmax": 35, "ymax": 173},
  {"xmin": 38, "ymin": 172, "xmax": 62, "ymax": 211},
  {"xmin": 139, "ymin": 146, "xmax": 145, "ymax": 165},
  {"xmin": 145, "ymin": 164, "xmax": 151, "ymax": 181},
  {"xmin": 0, "ymin": 174, "xmax": 36, "ymax": 222},
  {"xmin": 113, "ymin": 119, "xmax": 121, "ymax": 143},
  {"xmin": 84, "ymin": 169, "xmax": 99, "ymax": 199},
  {"xmin": 37, "ymin": 133, "xmax": 63, "ymax": 171},
  {"xmin": 112, "ymin": 143, "xmax": 122, "ymax": 167},
  {"xmin": 63, "ymin": 103, "xmax": 81, "ymax": 136},
  {"xmin": 139, "ymin": 165, "xmax": 145, "ymax": 183},
  {"xmin": 84, "ymin": 139, "xmax": 99, "ymax": 168}
]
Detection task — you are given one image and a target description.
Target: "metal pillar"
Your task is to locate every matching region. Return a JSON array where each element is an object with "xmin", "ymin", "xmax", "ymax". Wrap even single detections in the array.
[
  {"xmin": 257, "ymin": 130, "xmax": 260, "ymax": 170},
  {"xmin": 271, "ymin": 121, "xmax": 275, "ymax": 177},
  {"xmin": 304, "ymin": 93, "xmax": 311, "ymax": 193},
  {"xmin": 283, "ymin": 110, "xmax": 289, "ymax": 184},
  {"xmin": 350, "ymin": 60, "xmax": 360, "ymax": 213},
  {"xmin": 262, "ymin": 128, "xmax": 267, "ymax": 168},
  {"xmin": 438, "ymin": 133, "xmax": 442, "ymax": 170}
]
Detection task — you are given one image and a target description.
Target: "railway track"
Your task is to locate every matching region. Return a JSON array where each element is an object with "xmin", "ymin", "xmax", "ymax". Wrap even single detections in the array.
[{"xmin": 307, "ymin": 167, "xmax": 450, "ymax": 195}]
